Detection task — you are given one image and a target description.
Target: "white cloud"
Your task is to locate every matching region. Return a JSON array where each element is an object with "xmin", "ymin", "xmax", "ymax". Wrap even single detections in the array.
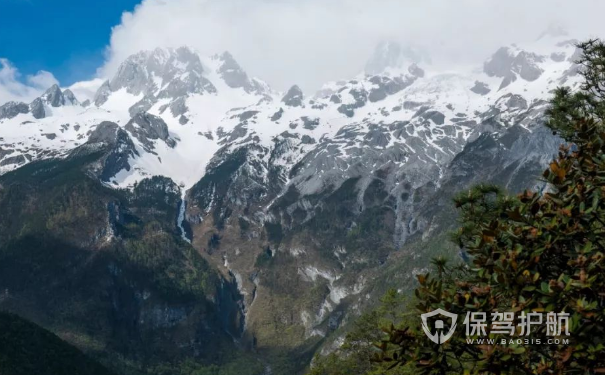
[
  {"xmin": 68, "ymin": 78, "xmax": 105, "ymax": 103},
  {"xmin": 0, "ymin": 58, "xmax": 59, "ymax": 104},
  {"xmin": 25, "ymin": 70, "xmax": 59, "ymax": 90},
  {"xmin": 100, "ymin": 0, "xmax": 605, "ymax": 92}
]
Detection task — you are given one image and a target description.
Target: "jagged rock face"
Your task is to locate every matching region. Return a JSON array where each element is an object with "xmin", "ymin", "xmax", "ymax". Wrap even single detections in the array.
[
  {"xmin": 42, "ymin": 84, "xmax": 66, "ymax": 107},
  {"xmin": 37, "ymin": 84, "xmax": 80, "ymax": 108},
  {"xmin": 217, "ymin": 52, "xmax": 248, "ymax": 88},
  {"xmin": 367, "ymin": 75, "xmax": 416, "ymax": 102},
  {"xmin": 93, "ymin": 80, "xmax": 112, "ymax": 107},
  {"xmin": 87, "ymin": 121, "xmax": 126, "ymax": 144},
  {"xmin": 484, "ymin": 47, "xmax": 545, "ymax": 88},
  {"xmin": 484, "ymin": 47, "xmax": 517, "ymax": 78},
  {"xmin": 501, "ymin": 93, "xmax": 528, "ymax": 111},
  {"xmin": 0, "ymin": 101, "xmax": 29, "ymax": 120},
  {"xmin": 83, "ymin": 121, "xmax": 139, "ymax": 182},
  {"xmin": 0, "ymin": 154, "xmax": 28, "ymax": 167},
  {"xmin": 95, "ymin": 47, "xmax": 216, "ymax": 108},
  {"xmin": 271, "ymin": 108, "xmax": 284, "ymax": 121},
  {"xmin": 408, "ymin": 63, "xmax": 425, "ymax": 78},
  {"xmin": 162, "ymin": 96, "xmax": 188, "ymax": 118},
  {"xmin": 416, "ymin": 124, "xmax": 562, "ymax": 240},
  {"xmin": 282, "ymin": 85, "xmax": 304, "ymax": 107},
  {"xmin": 129, "ymin": 96, "xmax": 156, "ymax": 117},
  {"xmin": 93, "ymin": 47, "xmax": 272, "ymax": 127},
  {"xmin": 471, "ymin": 81, "xmax": 491, "ymax": 95},
  {"xmin": 112, "ymin": 47, "xmax": 208, "ymax": 96},
  {"xmin": 29, "ymin": 98, "xmax": 46, "ymax": 119},
  {"xmin": 513, "ymin": 51, "xmax": 545, "ymax": 81},
  {"xmin": 6, "ymin": 85, "xmax": 81, "ymax": 120},
  {"xmin": 62, "ymin": 89, "xmax": 79, "ymax": 105},
  {"xmin": 215, "ymin": 51, "xmax": 266, "ymax": 95},
  {"xmin": 125, "ymin": 112, "xmax": 176, "ymax": 151}
]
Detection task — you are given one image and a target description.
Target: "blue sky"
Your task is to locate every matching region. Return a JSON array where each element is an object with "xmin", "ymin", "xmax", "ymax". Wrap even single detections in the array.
[{"xmin": 0, "ymin": 0, "xmax": 140, "ymax": 85}]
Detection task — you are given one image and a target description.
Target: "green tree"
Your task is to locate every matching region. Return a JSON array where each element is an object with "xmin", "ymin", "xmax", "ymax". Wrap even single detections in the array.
[{"xmin": 375, "ymin": 40, "xmax": 605, "ymax": 374}]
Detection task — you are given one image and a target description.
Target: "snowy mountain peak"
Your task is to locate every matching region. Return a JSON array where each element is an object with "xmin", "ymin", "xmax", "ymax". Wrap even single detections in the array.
[
  {"xmin": 0, "ymin": 101, "xmax": 29, "ymax": 120},
  {"xmin": 92, "ymin": 46, "xmax": 273, "ymax": 122},
  {"xmin": 40, "ymin": 84, "xmax": 80, "ymax": 107},
  {"xmin": 41, "ymin": 84, "xmax": 64, "ymax": 107},
  {"xmin": 0, "ymin": 34, "xmax": 584, "ymax": 190},
  {"xmin": 91, "ymin": 46, "xmax": 221, "ymax": 119},
  {"xmin": 62, "ymin": 89, "xmax": 80, "ymax": 105},
  {"xmin": 483, "ymin": 34, "xmax": 580, "ymax": 91},
  {"xmin": 212, "ymin": 51, "xmax": 268, "ymax": 95},
  {"xmin": 23, "ymin": 84, "xmax": 82, "ymax": 119},
  {"xmin": 94, "ymin": 46, "xmax": 213, "ymax": 107},
  {"xmin": 213, "ymin": 50, "xmax": 240, "ymax": 70}
]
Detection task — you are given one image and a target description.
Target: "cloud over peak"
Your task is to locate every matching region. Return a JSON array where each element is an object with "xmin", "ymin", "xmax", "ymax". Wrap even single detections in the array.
[{"xmin": 98, "ymin": 0, "xmax": 605, "ymax": 92}]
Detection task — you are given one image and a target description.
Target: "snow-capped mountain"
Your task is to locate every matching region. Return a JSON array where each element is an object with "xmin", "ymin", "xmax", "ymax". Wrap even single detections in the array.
[
  {"xmin": 0, "ymin": 32, "xmax": 583, "ymax": 354},
  {"xmin": 0, "ymin": 34, "xmax": 579, "ymax": 186},
  {"xmin": 0, "ymin": 47, "xmax": 273, "ymax": 186}
]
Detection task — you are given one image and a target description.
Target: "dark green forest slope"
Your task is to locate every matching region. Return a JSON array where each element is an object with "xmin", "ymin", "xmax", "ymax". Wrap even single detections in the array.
[{"xmin": 0, "ymin": 311, "xmax": 115, "ymax": 375}]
